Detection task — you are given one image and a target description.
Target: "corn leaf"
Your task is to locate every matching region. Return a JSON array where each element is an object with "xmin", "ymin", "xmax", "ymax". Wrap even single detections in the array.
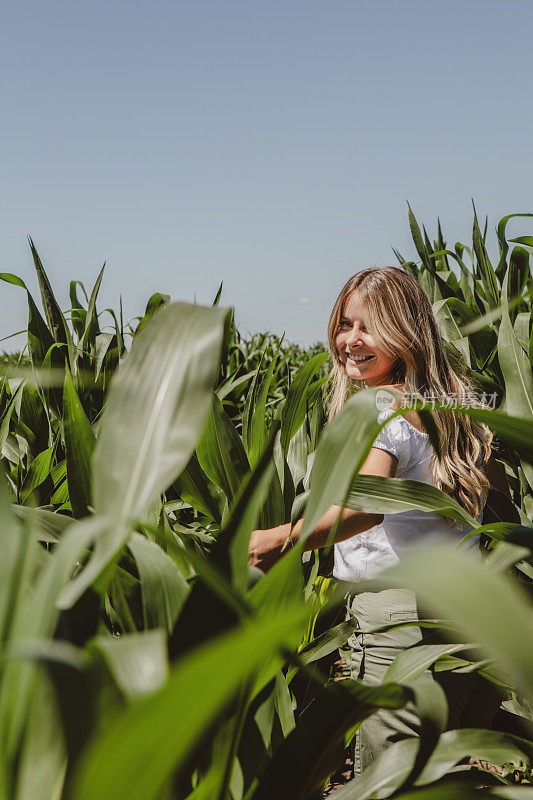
[
  {"xmin": 128, "ymin": 532, "xmax": 189, "ymax": 632},
  {"xmin": 197, "ymin": 392, "xmax": 250, "ymax": 503},
  {"xmin": 344, "ymin": 474, "xmax": 480, "ymax": 530},
  {"xmin": 91, "ymin": 630, "xmax": 168, "ymax": 699},
  {"xmin": 382, "ymin": 547, "xmax": 533, "ymax": 701},
  {"xmin": 280, "ymin": 353, "xmax": 328, "ymax": 456},
  {"xmin": 58, "ymin": 303, "xmax": 227, "ymax": 608},
  {"xmin": 70, "ymin": 606, "xmax": 307, "ymax": 800},
  {"xmin": 63, "ymin": 370, "xmax": 95, "ymax": 518}
]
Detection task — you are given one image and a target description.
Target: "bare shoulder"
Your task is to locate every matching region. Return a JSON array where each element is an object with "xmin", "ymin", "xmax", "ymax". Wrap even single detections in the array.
[
  {"xmin": 379, "ymin": 384, "xmax": 405, "ymax": 408},
  {"xmin": 379, "ymin": 384, "xmax": 425, "ymax": 433},
  {"xmin": 402, "ymin": 409, "xmax": 425, "ymax": 433}
]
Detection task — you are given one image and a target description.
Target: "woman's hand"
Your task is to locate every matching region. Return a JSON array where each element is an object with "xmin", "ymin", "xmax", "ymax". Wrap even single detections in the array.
[{"xmin": 248, "ymin": 526, "xmax": 292, "ymax": 573}]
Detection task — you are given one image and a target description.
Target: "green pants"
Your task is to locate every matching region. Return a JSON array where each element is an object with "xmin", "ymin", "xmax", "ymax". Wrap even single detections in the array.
[{"xmin": 339, "ymin": 588, "xmax": 502, "ymax": 777}]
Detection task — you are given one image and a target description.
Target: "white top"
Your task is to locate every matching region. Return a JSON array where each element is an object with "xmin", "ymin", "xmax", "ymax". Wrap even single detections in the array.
[{"xmin": 333, "ymin": 408, "xmax": 484, "ymax": 582}]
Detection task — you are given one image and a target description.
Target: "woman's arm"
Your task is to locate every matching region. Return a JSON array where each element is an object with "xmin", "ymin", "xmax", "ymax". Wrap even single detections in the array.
[{"xmin": 248, "ymin": 446, "xmax": 398, "ymax": 571}]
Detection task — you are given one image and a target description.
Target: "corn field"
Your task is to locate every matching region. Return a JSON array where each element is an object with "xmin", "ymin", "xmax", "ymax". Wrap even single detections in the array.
[{"xmin": 0, "ymin": 206, "xmax": 532, "ymax": 800}]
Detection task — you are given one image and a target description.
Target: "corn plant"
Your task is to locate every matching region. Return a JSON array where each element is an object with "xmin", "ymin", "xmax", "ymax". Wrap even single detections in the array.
[
  {"xmin": 394, "ymin": 205, "xmax": 533, "ymax": 524},
  {"xmin": 0, "ymin": 245, "xmax": 327, "ymax": 519},
  {"xmin": 0, "ymin": 208, "xmax": 532, "ymax": 799}
]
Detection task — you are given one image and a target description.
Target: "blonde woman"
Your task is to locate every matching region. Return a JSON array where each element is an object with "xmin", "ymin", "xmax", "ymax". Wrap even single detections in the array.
[{"xmin": 249, "ymin": 266, "xmax": 510, "ymax": 778}]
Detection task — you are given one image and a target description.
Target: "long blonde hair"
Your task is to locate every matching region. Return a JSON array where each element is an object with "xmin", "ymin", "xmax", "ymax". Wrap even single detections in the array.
[{"xmin": 327, "ymin": 266, "xmax": 492, "ymax": 522}]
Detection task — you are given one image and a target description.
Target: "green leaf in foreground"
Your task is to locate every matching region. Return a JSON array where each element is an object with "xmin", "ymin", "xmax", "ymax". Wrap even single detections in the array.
[
  {"xmin": 250, "ymin": 677, "xmax": 409, "ymax": 800},
  {"xmin": 70, "ymin": 606, "xmax": 306, "ymax": 800},
  {"xmin": 328, "ymin": 728, "xmax": 533, "ymax": 800},
  {"xmin": 58, "ymin": 302, "xmax": 228, "ymax": 609},
  {"xmin": 402, "ymin": 398, "xmax": 533, "ymax": 466},
  {"xmin": 381, "ymin": 547, "xmax": 533, "ymax": 700},
  {"xmin": 128, "ymin": 532, "xmax": 189, "ymax": 632},
  {"xmin": 344, "ymin": 474, "xmax": 480, "ymax": 530},
  {"xmin": 300, "ymin": 388, "xmax": 402, "ymax": 542},
  {"xmin": 92, "ymin": 302, "xmax": 229, "ymax": 521},
  {"xmin": 91, "ymin": 629, "xmax": 168, "ymax": 700}
]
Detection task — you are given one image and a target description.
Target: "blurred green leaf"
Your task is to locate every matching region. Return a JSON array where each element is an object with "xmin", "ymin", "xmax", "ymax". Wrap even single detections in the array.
[
  {"xmin": 398, "ymin": 679, "xmax": 448, "ymax": 790},
  {"xmin": 382, "ymin": 547, "xmax": 533, "ymax": 700},
  {"xmin": 301, "ymin": 388, "xmax": 404, "ymax": 542},
  {"xmin": 91, "ymin": 630, "xmax": 168, "ymax": 699},
  {"xmin": 250, "ymin": 677, "xmax": 409, "ymax": 800},
  {"xmin": 419, "ymin": 728, "xmax": 533, "ymax": 785},
  {"xmin": 344, "ymin": 474, "xmax": 480, "ymax": 530},
  {"xmin": 70, "ymin": 606, "xmax": 307, "ymax": 800},
  {"xmin": 59, "ymin": 303, "xmax": 227, "ymax": 608},
  {"xmin": 12, "ymin": 504, "xmax": 72, "ymax": 544},
  {"xmin": 128, "ymin": 532, "xmax": 189, "ymax": 632}
]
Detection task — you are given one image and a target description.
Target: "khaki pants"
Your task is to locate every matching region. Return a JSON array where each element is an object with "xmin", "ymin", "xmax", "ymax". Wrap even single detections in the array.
[{"xmin": 339, "ymin": 588, "xmax": 502, "ymax": 777}]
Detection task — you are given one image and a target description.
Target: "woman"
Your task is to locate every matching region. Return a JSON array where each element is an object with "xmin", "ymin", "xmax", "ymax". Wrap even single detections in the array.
[{"xmin": 249, "ymin": 266, "xmax": 510, "ymax": 777}]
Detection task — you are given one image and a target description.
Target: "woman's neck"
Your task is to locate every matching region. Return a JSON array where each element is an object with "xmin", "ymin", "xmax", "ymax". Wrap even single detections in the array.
[{"xmin": 364, "ymin": 381, "xmax": 405, "ymax": 391}]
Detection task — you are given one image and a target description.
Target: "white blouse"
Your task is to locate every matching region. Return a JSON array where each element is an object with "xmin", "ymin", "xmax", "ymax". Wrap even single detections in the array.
[{"xmin": 333, "ymin": 408, "xmax": 484, "ymax": 582}]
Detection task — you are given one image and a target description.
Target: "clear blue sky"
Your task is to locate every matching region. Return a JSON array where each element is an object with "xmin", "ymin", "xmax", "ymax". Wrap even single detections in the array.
[{"xmin": 1, "ymin": 0, "xmax": 532, "ymax": 349}]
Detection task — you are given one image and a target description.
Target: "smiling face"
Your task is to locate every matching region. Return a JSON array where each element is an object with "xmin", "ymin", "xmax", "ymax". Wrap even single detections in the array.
[{"xmin": 335, "ymin": 291, "xmax": 400, "ymax": 387}]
